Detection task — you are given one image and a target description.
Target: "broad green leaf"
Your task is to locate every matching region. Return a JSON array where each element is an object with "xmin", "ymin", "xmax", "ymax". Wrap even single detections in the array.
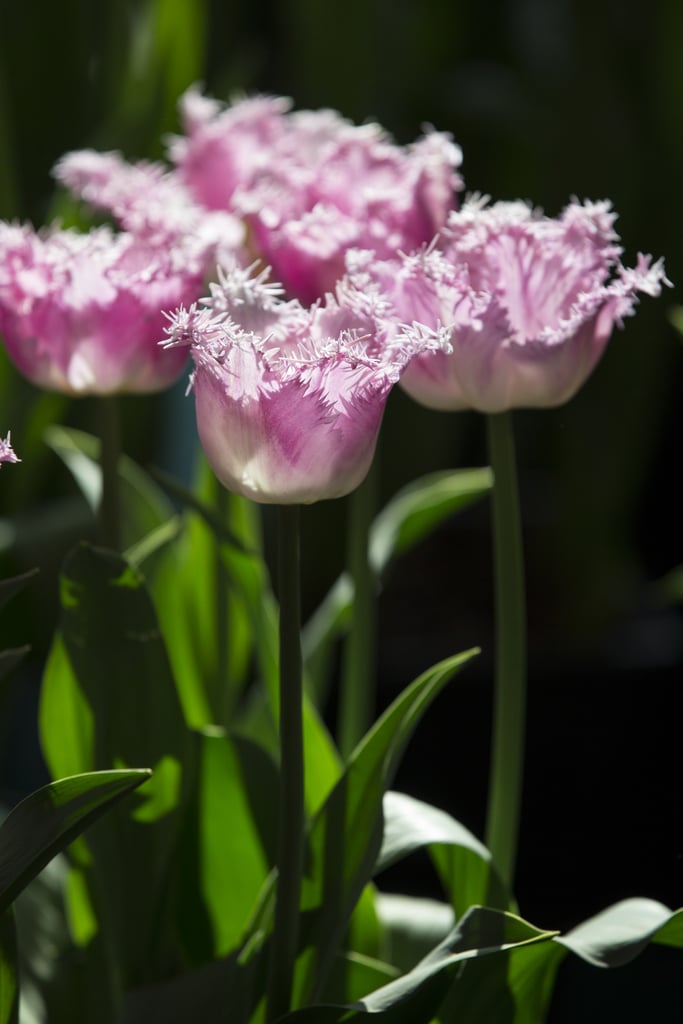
[
  {"xmin": 442, "ymin": 899, "xmax": 683, "ymax": 1023},
  {"xmin": 0, "ymin": 770, "xmax": 150, "ymax": 913},
  {"xmin": 39, "ymin": 543, "xmax": 193, "ymax": 985},
  {"xmin": 281, "ymin": 906, "xmax": 556, "ymax": 1023},
  {"xmin": 0, "ymin": 909, "xmax": 18, "ymax": 1024},
  {"xmin": 375, "ymin": 791, "xmax": 510, "ymax": 916},
  {"xmin": 176, "ymin": 731, "xmax": 278, "ymax": 963},
  {"xmin": 149, "ymin": 462, "xmax": 257, "ymax": 730},
  {"xmin": 557, "ymin": 898, "xmax": 683, "ymax": 967},
  {"xmin": 294, "ymin": 650, "xmax": 479, "ymax": 1005}
]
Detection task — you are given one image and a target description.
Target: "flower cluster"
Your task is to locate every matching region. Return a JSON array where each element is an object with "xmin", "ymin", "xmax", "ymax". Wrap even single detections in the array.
[
  {"xmin": 56, "ymin": 87, "xmax": 463, "ymax": 306},
  {"xmin": 0, "ymin": 86, "xmax": 670, "ymax": 503}
]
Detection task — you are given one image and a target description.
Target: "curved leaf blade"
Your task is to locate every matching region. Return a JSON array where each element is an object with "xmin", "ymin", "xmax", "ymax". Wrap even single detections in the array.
[
  {"xmin": 0, "ymin": 769, "xmax": 150, "ymax": 913},
  {"xmin": 557, "ymin": 898, "xmax": 683, "ymax": 967}
]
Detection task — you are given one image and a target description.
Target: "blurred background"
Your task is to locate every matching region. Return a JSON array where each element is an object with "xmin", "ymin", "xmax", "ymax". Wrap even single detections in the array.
[{"xmin": 1, "ymin": 1, "xmax": 681, "ymax": 1018}]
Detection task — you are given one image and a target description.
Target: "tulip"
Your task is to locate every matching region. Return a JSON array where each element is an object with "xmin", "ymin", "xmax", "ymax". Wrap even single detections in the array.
[
  {"xmin": 58, "ymin": 87, "xmax": 463, "ymax": 306},
  {"xmin": 348, "ymin": 197, "xmax": 670, "ymax": 412},
  {"xmin": 0, "ymin": 222, "xmax": 210, "ymax": 395},
  {"xmin": 162, "ymin": 263, "xmax": 446, "ymax": 504}
]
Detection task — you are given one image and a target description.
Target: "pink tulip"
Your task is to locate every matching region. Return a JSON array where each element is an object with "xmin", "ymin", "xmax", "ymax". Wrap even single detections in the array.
[
  {"xmin": 0, "ymin": 222, "xmax": 206, "ymax": 395},
  {"xmin": 162, "ymin": 263, "xmax": 446, "ymax": 503},
  {"xmin": 346, "ymin": 197, "xmax": 670, "ymax": 412}
]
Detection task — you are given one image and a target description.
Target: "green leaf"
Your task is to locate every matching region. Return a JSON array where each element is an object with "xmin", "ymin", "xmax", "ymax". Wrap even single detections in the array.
[
  {"xmin": 176, "ymin": 731, "xmax": 278, "ymax": 963},
  {"xmin": 281, "ymin": 906, "xmax": 556, "ymax": 1023},
  {"xmin": 149, "ymin": 462, "xmax": 258, "ymax": 730},
  {"xmin": 375, "ymin": 894, "xmax": 454, "ymax": 974},
  {"xmin": 375, "ymin": 790, "xmax": 510, "ymax": 916},
  {"xmin": 368, "ymin": 468, "xmax": 493, "ymax": 576},
  {"xmin": 0, "ymin": 909, "xmax": 18, "ymax": 1024},
  {"xmin": 441, "ymin": 899, "xmax": 683, "ymax": 1023},
  {"xmin": 557, "ymin": 898, "xmax": 683, "ymax": 967},
  {"xmin": 39, "ymin": 543, "xmax": 193, "ymax": 985},
  {"xmin": 44, "ymin": 425, "xmax": 174, "ymax": 552},
  {"xmin": 0, "ymin": 770, "xmax": 150, "ymax": 914},
  {"xmin": 294, "ymin": 650, "xmax": 479, "ymax": 1005}
]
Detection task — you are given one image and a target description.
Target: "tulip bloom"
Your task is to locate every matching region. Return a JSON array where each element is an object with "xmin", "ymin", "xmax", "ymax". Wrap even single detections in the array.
[
  {"xmin": 0, "ymin": 222, "xmax": 210, "ymax": 395},
  {"xmin": 57, "ymin": 88, "xmax": 463, "ymax": 307},
  {"xmin": 347, "ymin": 197, "xmax": 670, "ymax": 412},
  {"xmin": 54, "ymin": 149, "xmax": 244, "ymax": 266},
  {"xmin": 171, "ymin": 89, "xmax": 463, "ymax": 305},
  {"xmin": 0, "ymin": 433, "xmax": 18, "ymax": 465},
  {"xmin": 162, "ymin": 264, "xmax": 446, "ymax": 504}
]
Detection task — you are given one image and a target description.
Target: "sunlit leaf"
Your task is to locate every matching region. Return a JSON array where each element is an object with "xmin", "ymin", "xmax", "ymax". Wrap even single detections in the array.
[
  {"xmin": 39, "ymin": 543, "xmax": 193, "ymax": 986},
  {"xmin": 557, "ymin": 898, "xmax": 683, "ymax": 967},
  {"xmin": 281, "ymin": 906, "xmax": 556, "ymax": 1022},
  {"xmin": 375, "ymin": 790, "xmax": 509, "ymax": 917},
  {"xmin": 294, "ymin": 650, "xmax": 479, "ymax": 1005},
  {"xmin": 0, "ymin": 770, "xmax": 150, "ymax": 913},
  {"xmin": 175, "ymin": 731, "xmax": 278, "ymax": 963}
]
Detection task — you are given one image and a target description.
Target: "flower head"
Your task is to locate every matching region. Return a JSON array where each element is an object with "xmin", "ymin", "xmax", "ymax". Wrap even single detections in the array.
[
  {"xmin": 348, "ymin": 197, "xmax": 670, "ymax": 412},
  {"xmin": 162, "ymin": 264, "xmax": 446, "ymax": 503},
  {"xmin": 169, "ymin": 89, "xmax": 463, "ymax": 304},
  {"xmin": 54, "ymin": 149, "xmax": 244, "ymax": 267},
  {"xmin": 0, "ymin": 222, "xmax": 206, "ymax": 395},
  {"xmin": 0, "ymin": 432, "xmax": 18, "ymax": 466}
]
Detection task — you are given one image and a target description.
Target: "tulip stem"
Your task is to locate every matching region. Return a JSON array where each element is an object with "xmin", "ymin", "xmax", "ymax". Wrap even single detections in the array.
[
  {"xmin": 484, "ymin": 411, "xmax": 527, "ymax": 896},
  {"xmin": 338, "ymin": 464, "xmax": 377, "ymax": 758},
  {"xmin": 267, "ymin": 504, "xmax": 304, "ymax": 1022},
  {"xmin": 98, "ymin": 396, "xmax": 122, "ymax": 551}
]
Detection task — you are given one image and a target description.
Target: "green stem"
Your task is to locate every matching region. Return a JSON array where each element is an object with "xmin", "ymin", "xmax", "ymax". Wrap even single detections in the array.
[
  {"xmin": 337, "ymin": 464, "xmax": 377, "ymax": 759},
  {"xmin": 214, "ymin": 484, "xmax": 230, "ymax": 727},
  {"xmin": 98, "ymin": 396, "xmax": 122, "ymax": 551},
  {"xmin": 266, "ymin": 504, "xmax": 304, "ymax": 1022},
  {"xmin": 484, "ymin": 411, "xmax": 527, "ymax": 895}
]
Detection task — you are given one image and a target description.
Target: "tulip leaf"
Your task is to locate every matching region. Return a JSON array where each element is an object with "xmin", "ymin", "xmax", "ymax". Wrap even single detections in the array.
[
  {"xmin": 0, "ymin": 910, "xmax": 18, "ymax": 1024},
  {"xmin": 368, "ymin": 467, "xmax": 493, "ymax": 576},
  {"xmin": 375, "ymin": 894, "xmax": 455, "ymax": 973},
  {"xmin": 294, "ymin": 649, "xmax": 479, "ymax": 1005},
  {"xmin": 0, "ymin": 769, "xmax": 150, "ymax": 914},
  {"xmin": 39, "ymin": 542, "xmax": 193, "ymax": 985},
  {"xmin": 557, "ymin": 898, "xmax": 683, "ymax": 967},
  {"xmin": 441, "ymin": 899, "xmax": 683, "ymax": 1023},
  {"xmin": 149, "ymin": 462, "xmax": 259, "ymax": 730},
  {"xmin": 44, "ymin": 425, "xmax": 174, "ymax": 552},
  {"xmin": 377, "ymin": 791, "xmax": 510, "ymax": 917},
  {"xmin": 175, "ymin": 731, "xmax": 278, "ymax": 964},
  {"xmin": 282, "ymin": 906, "xmax": 556, "ymax": 1023}
]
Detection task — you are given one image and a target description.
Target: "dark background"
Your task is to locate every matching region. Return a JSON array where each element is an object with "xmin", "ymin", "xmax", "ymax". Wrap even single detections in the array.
[{"xmin": 1, "ymin": 1, "xmax": 681, "ymax": 1019}]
